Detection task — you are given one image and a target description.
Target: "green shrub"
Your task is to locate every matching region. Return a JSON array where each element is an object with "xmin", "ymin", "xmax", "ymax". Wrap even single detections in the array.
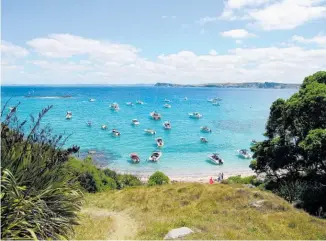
[
  {"xmin": 148, "ymin": 171, "xmax": 170, "ymax": 186},
  {"xmin": 117, "ymin": 174, "xmax": 142, "ymax": 189},
  {"xmin": 225, "ymin": 175, "xmax": 262, "ymax": 186},
  {"xmin": 103, "ymin": 168, "xmax": 118, "ymax": 180}
]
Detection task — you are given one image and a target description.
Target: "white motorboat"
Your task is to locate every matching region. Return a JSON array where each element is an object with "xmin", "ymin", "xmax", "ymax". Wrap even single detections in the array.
[
  {"xmin": 126, "ymin": 102, "xmax": 134, "ymax": 106},
  {"xmin": 163, "ymin": 104, "xmax": 171, "ymax": 108},
  {"xmin": 200, "ymin": 137, "xmax": 208, "ymax": 143},
  {"xmin": 130, "ymin": 153, "xmax": 140, "ymax": 163},
  {"xmin": 150, "ymin": 111, "xmax": 161, "ymax": 120},
  {"xmin": 136, "ymin": 100, "xmax": 144, "ymax": 105},
  {"xmin": 163, "ymin": 99, "xmax": 171, "ymax": 103},
  {"xmin": 207, "ymin": 99, "xmax": 214, "ymax": 103},
  {"xmin": 101, "ymin": 124, "xmax": 107, "ymax": 130},
  {"xmin": 163, "ymin": 121, "xmax": 171, "ymax": 130},
  {"xmin": 237, "ymin": 149, "xmax": 252, "ymax": 159},
  {"xmin": 131, "ymin": 119, "xmax": 140, "ymax": 125},
  {"xmin": 148, "ymin": 151, "xmax": 162, "ymax": 162},
  {"xmin": 201, "ymin": 126, "xmax": 212, "ymax": 133},
  {"xmin": 189, "ymin": 112, "xmax": 202, "ymax": 119},
  {"xmin": 208, "ymin": 153, "xmax": 224, "ymax": 165},
  {"xmin": 144, "ymin": 129, "xmax": 156, "ymax": 135},
  {"xmin": 89, "ymin": 98, "xmax": 96, "ymax": 102},
  {"xmin": 110, "ymin": 102, "xmax": 120, "ymax": 111},
  {"xmin": 87, "ymin": 121, "xmax": 92, "ymax": 127},
  {"xmin": 156, "ymin": 137, "xmax": 164, "ymax": 148},
  {"xmin": 111, "ymin": 129, "xmax": 121, "ymax": 137},
  {"xmin": 66, "ymin": 111, "xmax": 72, "ymax": 120},
  {"xmin": 250, "ymin": 139, "xmax": 258, "ymax": 145}
]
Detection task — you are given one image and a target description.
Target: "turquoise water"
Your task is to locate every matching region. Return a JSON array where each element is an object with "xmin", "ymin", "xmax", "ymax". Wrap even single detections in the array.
[{"xmin": 1, "ymin": 86, "xmax": 296, "ymax": 177}]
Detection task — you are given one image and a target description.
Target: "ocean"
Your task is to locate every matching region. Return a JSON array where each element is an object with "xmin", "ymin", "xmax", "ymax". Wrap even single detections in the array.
[{"xmin": 1, "ymin": 86, "xmax": 296, "ymax": 177}]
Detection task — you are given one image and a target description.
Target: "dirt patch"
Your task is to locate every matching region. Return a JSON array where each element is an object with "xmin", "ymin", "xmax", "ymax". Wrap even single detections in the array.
[{"xmin": 82, "ymin": 208, "xmax": 138, "ymax": 240}]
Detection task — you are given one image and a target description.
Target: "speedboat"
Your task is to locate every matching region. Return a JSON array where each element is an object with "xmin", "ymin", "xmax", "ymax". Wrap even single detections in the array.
[
  {"xmin": 130, "ymin": 153, "xmax": 140, "ymax": 163},
  {"xmin": 101, "ymin": 124, "xmax": 107, "ymax": 130},
  {"xmin": 201, "ymin": 126, "xmax": 212, "ymax": 133},
  {"xmin": 111, "ymin": 129, "xmax": 121, "ymax": 137},
  {"xmin": 156, "ymin": 137, "xmax": 164, "ymax": 148},
  {"xmin": 150, "ymin": 111, "xmax": 161, "ymax": 120},
  {"xmin": 87, "ymin": 121, "xmax": 92, "ymax": 127},
  {"xmin": 163, "ymin": 99, "xmax": 171, "ymax": 103},
  {"xmin": 66, "ymin": 111, "xmax": 72, "ymax": 120},
  {"xmin": 163, "ymin": 104, "xmax": 171, "ymax": 108},
  {"xmin": 89, "ymin": 98, "xmax": 96, "ymax": 102},
  {"xmin": 136, "ymin": 100, "xmax": 144, "ymax": 105},
  {"xmin": 250, "ymin": 139, "xmax": 258, "ymax": 145},
  {"xmin": 131, "ymin": 119, "xmax": 140, "ymax": 125},
  {"xmin": 126, "ymin": 102, "xmax": 134, "ymax": 106},
  {"xmin": 237, "ymin": 149, "xmax": 252, "ymax": 159},
  {"xmin": 163, "ymin": 121, "xmax": 171, "ymax": 130},
  {"xmin": 110, "ymin": 102, "xmax": 120, "ymax": 111},
  {"xmin": 208, "ymin": 153, "xmax": 224, "ymax": 165},
  {"xmin": 200, "ymin": 137, "xmax": 208, "ymax": 143},
  {"xmin": 148, "ymin": 151, "xmax": 162, "ymax": 162},
  {"xmin": 189, "ymin": 112, "xmax": 202, "ymax": 119},
  {"xmin": 144, "ymin": 129, "xmax": 156, "ymax": 135},
  {"xmin": 207, "ymin": 99, "xmax": 214, "ymax": 103},
  {"xmin": 212, "ymin": 102, "xmax": 220, "ymax": 106}
]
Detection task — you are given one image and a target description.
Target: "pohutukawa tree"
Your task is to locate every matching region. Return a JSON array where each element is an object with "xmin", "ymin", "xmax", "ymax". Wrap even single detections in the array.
[{"xmin": 251, "ymin": 71, "xmax": 326, "ymax": 216}]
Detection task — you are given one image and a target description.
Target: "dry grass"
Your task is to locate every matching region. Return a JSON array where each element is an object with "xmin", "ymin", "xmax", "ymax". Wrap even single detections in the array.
[{"xmin": 75, "ymin": 183, "xmax": 326, "ymax": 240}]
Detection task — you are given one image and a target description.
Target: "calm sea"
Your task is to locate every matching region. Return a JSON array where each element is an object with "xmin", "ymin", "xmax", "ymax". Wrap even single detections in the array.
[{"xmin": 1, "ymin": 86, "xmax": 296, "ymax": 177}]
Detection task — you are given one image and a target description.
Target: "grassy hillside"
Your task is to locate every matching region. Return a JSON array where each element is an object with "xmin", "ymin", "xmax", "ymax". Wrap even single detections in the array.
[{"xmin": 73, "ymin": 183, "xmax": 326, "ymax": 240}]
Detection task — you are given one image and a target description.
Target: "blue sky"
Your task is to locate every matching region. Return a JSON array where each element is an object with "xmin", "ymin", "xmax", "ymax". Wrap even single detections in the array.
[{"xmin": 1, "ymin": 0, "xmax": 326, "ymax": 85}]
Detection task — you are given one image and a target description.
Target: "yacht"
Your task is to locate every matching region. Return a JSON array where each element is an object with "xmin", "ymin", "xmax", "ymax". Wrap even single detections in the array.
[
  {"xmin": 156, "ymin": 137, "xmax": 164, "ymax": 148},
  {"xmin": 200, "ymin": 137, "xmax": 208, "ymax": 143},
  {"xmin": 87, "ymin": 121, "xmax": 92, "ymax": 127},
  {"xmin": 201, "ymin": 126, "xmax": 212, "ymax": 133},
  {"xmin": 111, "ymin": 129, "xmax": 121, "ymax": 137},
  {"xmin": 144, "ymin": 129, "xmax": 156, "ymax": 135},
  {"xmin": 189, "ymin": 112, "xmax": 202, "ymax": 119},
  {"xmin": 136, "ymin": 100, "xmax": 144, "ymax": 105},
  {"xmin": 131, "ymin": 119, "xmax": 140, "ymax": 125},
  {"xmin": 101, "ymin": 125, "xmax": 107, "ymax": 130},
  {"xmin": 237, "ymin": 149, "xmax": 252, "ymax": 159},
  {"xmin": 130, "ymin": 153, "xmax": 140, "ymax": 163},
  {"xmin": 148, "ymin": 151, "xmax": 162, "ymax": 162},
  {"xmin": 126, "ymin": 102, "xmax": 134, "ymax": 106},
  {"xmin": 208, "ymin": 153, "xmax": 224, "ymax": 165},
  {"xmin": 110, "ymin": 102, "xmax": 120, "ymax": 111},
  {"xmin": 163, "ymin": 121, "xmax": 171, "ymax": 130},
  {"xmin": 163, "ymin": 104, "xmax": 171, "ymax": 108},
  {"xmin": 150, "ymin": 111, "xmax": 161, "ymax": 120},
  {"xmin": 66, "ymin": 111, "xmax": 72, "ymax": 120},
  {"xmin": 89, "ymin": 98, "xmax": 96, "ymax": 102}
]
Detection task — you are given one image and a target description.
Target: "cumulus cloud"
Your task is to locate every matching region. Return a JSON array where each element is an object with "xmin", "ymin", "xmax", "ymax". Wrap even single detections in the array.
[
  {"xmin": 1, "ymin": 40, "xmax": 29, "ymax": 57},
  {"xmin": 220, "ymin": 29, "xmax": 255, "ymax": 38},
  {"xmin": 2, "ymin": 34, "xmax": 326, "ymax": 85},
  {"xmin": 219, "ymin": 0, "xmax": 326, "ymax": 30},
  {"xmin": 292, "ymin": 33, "xmax": 326, "ymax": 45},
  {"xmin": 197, "ymin": 16, "xmax": 219, "ymax": 25}
]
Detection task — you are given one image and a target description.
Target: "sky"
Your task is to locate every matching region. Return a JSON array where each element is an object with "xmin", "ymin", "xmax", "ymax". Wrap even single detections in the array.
[{"xmin": 1, "ymin": 0, "xmax": 326, "ymax": 85}]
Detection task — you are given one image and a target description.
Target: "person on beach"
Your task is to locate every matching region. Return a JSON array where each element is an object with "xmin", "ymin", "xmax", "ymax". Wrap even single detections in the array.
[
  {"xmin": 209, "ymin": 177, "xmax": 214, "ymax": 184},
  {"xmin": 221, "ymin": 173, "xmax": 224, "ymax": 180}
]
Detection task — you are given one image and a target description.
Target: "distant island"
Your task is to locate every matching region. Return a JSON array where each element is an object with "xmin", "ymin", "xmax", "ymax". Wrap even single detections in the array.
[{"xmin": 155, "ymin": 82, "xmax": 300, "ymax": 89}]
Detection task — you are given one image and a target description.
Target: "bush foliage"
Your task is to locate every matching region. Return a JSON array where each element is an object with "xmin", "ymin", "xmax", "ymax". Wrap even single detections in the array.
[{"xmin": 148, "ymin": 171, "xmax": 170, "ymax": 186}]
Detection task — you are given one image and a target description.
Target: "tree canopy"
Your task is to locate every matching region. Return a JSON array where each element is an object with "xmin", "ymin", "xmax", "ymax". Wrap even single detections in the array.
[{"xmin": 251, "ymin": 71, "xmax": 326, "ymax": 216}]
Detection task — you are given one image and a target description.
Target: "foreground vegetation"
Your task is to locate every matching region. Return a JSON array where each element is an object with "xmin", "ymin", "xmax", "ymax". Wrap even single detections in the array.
[{"xmin": 75, "ymin": 182, "xmax": 326, "ymax": 240}]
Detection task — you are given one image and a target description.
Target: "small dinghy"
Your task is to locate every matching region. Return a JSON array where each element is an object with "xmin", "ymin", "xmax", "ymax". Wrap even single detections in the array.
[
  {"xmin": 237, "ymin": 149, "xmax": 252, "ymax": 159},
  {"xmin": 200, "ymin": 137, "xmax": 208, "ymax": 143},
  {"xmin": 163, "ymin": 103, "xmax": 171, "ymax": 108},
  {"xmin": 110, "ymin": 102, "xmax": 120, "ymax": 111},
  {"xmin": 87, "ymin": 121, "xmax": 92, "ymax": 127},
  {"xmin": 189, "ymin": 112, "xmax": 202, "ymax": 119},
  {"xmin": 126, "ymin": 102, "xmax": 134, "ymax": 106},
  {"xmin": 131, "ymin": 119, "xmax": 140, "ymax": 125},
  {"xmin": 136, "ymin": 100, "xmax": 144, "ymax": 105},
  {"xmin": 208, "ymin": 153, "xmax": 224, "ymax": 165},
  {"xmin": 144, "ymin": 129, "xmax": 156, "ymax": 135},
  {"xmin": 156, "ymin": 137, "xmax": 164, "ymax": 148},
  {"xmin": 163, "ymin": 121, "xmax": 171, "ymax": 130},
  {"xmin": 89, "ymin": 98, "xmax": 96, "ymax": 102},
  {"xmin": 148, "ymin": 151, "xmax": 162, "ymax": 162},
  {"xmin": 111, "ymin": 129, "xmax": 121, "ymax": 137},
  {"xmin": 201, "ymin": 126, "xmax": 212, "ymax": 133},
  {"xmin": 66, "ymin": 111, "xmax": 72, "ymax": 120},
  {"xmin": 150, "ymin": 111, "xmax": 161, "ymax": 120},
  {"xmin": 130, "ymin": 153, "xmax": 140, "ymax": 163},
  {"xmin": 101, "ymin": 124, "xmax": 107, "ymax": 130}
]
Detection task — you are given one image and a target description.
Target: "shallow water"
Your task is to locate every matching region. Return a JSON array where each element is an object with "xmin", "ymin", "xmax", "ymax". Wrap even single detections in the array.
[{"xmin": 1, "ymin": 86, "xmax": 296, "ymax": 177}]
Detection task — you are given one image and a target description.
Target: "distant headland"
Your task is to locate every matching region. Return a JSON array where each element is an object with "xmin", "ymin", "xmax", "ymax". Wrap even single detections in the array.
[{"xmin": 155, "ymin": 82, "xmax": 300, "ymax": 89}]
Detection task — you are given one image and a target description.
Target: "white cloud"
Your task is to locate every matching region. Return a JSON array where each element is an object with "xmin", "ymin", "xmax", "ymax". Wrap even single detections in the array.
[
  {"xmin": 236, "ymin": 40, "xmax": 243, "ymax": 44},
  {"xmin": 221, "ymin": 29, "xmax": 255, "ymax": 38},
  {"xmin": 292, "ymin": 33, "xmax": 326, "ymax": 45},
  {"xmin": 162, "ymin": 15, "xmax": 176, "ymax": 19},
  {"xmin": 2, "ymin": 33, "xmax": 326, "ymax": 85},
  {"xmin": 220, "ymin": 0, "xmax": 326, "ymax": 30},
  {"xmin": 1, "ymin": 40, "xmax": 29, "ymax": 57}
]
